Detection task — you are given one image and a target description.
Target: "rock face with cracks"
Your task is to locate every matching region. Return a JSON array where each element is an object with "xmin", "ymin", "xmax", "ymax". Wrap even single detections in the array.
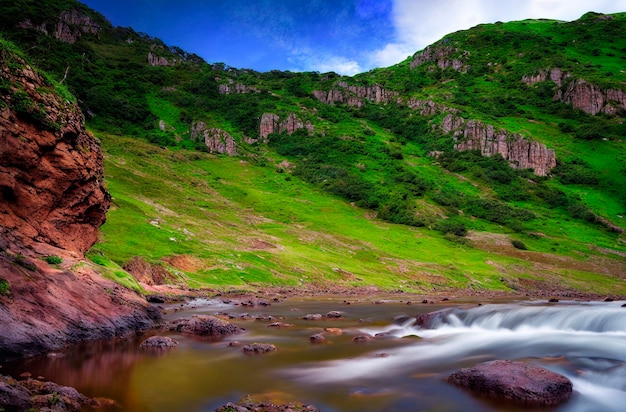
[
  {"xmin": 0, "ymin": 46, "xmax": 157, "ymax": 362},
  {"xmin": 0, "ymin": 50, "xmax": 110, "ymax": 256}
]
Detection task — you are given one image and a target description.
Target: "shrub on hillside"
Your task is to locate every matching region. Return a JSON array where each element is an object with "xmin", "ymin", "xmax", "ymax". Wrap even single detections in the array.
[{"xmin": 434, "ymin": 219, "xmax": 467, "ymax": 237}]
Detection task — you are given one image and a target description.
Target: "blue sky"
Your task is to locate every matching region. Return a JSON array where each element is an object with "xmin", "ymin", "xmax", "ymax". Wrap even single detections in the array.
[{"xmin": 81, "ymin": 0, "xmax": 626, "ymax": 75}]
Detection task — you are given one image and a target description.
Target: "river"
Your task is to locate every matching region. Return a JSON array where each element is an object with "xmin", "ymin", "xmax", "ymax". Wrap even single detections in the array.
[{"xmin": 4, "ymin": 296, "xmax": 626, "ymax": 411}]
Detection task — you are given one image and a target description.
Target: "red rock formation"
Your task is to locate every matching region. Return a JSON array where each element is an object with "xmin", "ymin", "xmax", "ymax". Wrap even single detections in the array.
[
  {"xmin": 259, "ymin": 112, "xmax": 314, "ymax": 140},
  {"xmin": 0, "ymin": 47, "xmax": 156, "ymax": 362},
  {"xmin": 0, "ymin": 52, "xmax": 110, "ymax": 256}
]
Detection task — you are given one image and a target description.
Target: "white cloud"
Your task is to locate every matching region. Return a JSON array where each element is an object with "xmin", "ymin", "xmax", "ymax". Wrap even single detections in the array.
[
  {"xmin": 289, "ymin": 48, "xmax": 363, "ymax": 75},
  {"xmin": 366, "ymin": 0, "xmax": 626, "ymax": 69}
]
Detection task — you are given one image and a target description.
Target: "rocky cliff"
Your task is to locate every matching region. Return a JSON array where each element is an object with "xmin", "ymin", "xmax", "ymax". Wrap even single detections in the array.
[
  {"xmin": 18, "ymin": 9, "xmax": 101, "ymax": 44},
  {"xmin": 313, "ymin": 81, "xmax": 398, "ymax": 108},
  {"xmin": 0, "ymin": 45, "xmax": 157, "ymax": 361},
  {"xmin": 395, "ymin": 96, "xmax": 556, "ymax": 176},
  {"xmin": 410, "ymin": 45, "xmax": 470, "ymax": 72},
  {"xmin": 523, "ymin": 68, "xmax": 626, "ymax": 116},
  {"xmin": 218, "ymin": 79, "xmax": 259, "ymax": 95},
  {"xmin": 0, "ymin": 51, "xmax": 110, "ymax": 255},
  {"xmin": 441, "ymin": 114, "xmax": 556, "ymax": 176},
  {"xmin": 190, "ymin": 121, "xmax": 237, "ymax": 155},
  {"xmin": 259, "ymin": 112, "xmax": 314, "ymax": 141}
]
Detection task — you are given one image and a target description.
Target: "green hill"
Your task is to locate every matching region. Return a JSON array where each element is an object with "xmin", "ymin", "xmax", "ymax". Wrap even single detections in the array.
[{"xmin": 1, "ymin": 0, "xmax": 624, "ymax": 294}]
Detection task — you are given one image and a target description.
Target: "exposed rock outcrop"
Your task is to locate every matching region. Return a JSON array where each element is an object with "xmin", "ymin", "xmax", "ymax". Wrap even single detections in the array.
[
  {"xmin": 147, "ymin": 51, "xmax": 172, "ymax": 66},
  {"xmin": 0, "ymin": 47, "xmax": 157, "ymax": 362},
  {"xmin": 446, "ymin": 360, "xmax": 573, "ymax": 407},
  {"xmin": 313, "ymin": 81, "xmax": 398, "ymax": 108},
  {"xmin": 55, "ymin": 9, "xmax": 101, "ymax": 44},
  {"xmin": 522, "ymin": 67, "xmax": 569, "ymax": 87},
  {"xmin": 402, "ymin": 98, "xmax": 458, "ymax": 117},
  {"xmin": 19, "ymin": 9, "xmax": 102, "ymax": 44},
  {"xmin": 218, "ymin": 80, "xmax": 259, "ymax": 95},
  {"xmin": 410, "ymin": 45, "xmax": 469, "ymax": 72},
  {"xmin": 559, "ymin": 79, "xmax": 626, "ymax": 116},
  {"xmin": 0, "ymin": 49, "xmax": 110, "ymax": 255},
  {"xmin": 441, "ymin": 114, "xmax": 556, "ymax": 176},
  {"xmin": 190, "ymin": 121, "xmax": 237, "ymax": 155},
  {"xmin": 522, "ymin": 68, "xmax": 626, "ymax": 116},
  {"xmin": 0, "ymin": 255, "xmax": 159, "ymax": 362},
  {"xmin": 259, "ymin": 112, "xmax": 314, "ymax": 141}
]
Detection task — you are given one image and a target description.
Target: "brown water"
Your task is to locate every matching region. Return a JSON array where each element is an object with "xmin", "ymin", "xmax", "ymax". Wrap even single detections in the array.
[{"xmin": 5, "ymin": 296, "xmax": 626, "ymax": 411}]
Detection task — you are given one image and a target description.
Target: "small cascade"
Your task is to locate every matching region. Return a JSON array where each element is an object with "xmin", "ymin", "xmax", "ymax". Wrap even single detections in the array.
[
  {"xmin": 423, "ymin": 302, "xmax": 626, "ymax": 333},
  {"xmin": 286, "ymin": 301, "xmax": 626, "ymax": 411}
]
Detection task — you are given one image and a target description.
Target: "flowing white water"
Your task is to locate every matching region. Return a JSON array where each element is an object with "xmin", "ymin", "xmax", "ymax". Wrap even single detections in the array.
[{"xmin": 286, "ymin": 301, "xmax": 626, "ymax": 411}]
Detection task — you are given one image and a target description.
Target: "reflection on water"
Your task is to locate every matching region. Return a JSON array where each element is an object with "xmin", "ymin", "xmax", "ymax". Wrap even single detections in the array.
[{"xmin": 4, "ymin": 298, "xmax": 626, "ymax": 411}]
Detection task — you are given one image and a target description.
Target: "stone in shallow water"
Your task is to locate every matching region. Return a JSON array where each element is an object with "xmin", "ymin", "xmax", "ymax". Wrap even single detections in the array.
[
  {"xmin": 242, "ymin": 343, "xmax": 277, "ymax": 355},
  {"xmin": 139, "ymin": 336, "xmax": 178, "ymax": 349},
  {"xmin": 171, "ymin": 315, "xmax": 241, "ymax": 338},
  {"xmin": 446, "ymin": 360, "xmax": 573, "ymax": 407}
]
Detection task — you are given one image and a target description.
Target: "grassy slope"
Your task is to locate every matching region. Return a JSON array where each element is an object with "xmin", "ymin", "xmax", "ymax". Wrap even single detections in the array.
[{"xmin": 89, "ymin": 133, "xmax": 626, "ymax": 295}]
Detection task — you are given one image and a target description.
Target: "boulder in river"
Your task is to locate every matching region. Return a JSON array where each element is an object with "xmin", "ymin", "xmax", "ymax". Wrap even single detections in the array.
[
  {"xmin": 242, "ymin": 343, "xmax": 277, "ymax": 355},
  {"xmin": 446, "ymin": 360, "xmax": 573, "ymax": 407},
  {"xmin": 170, "ymin": 315, "xmax": 241, "ymax": 338},
  {"xmin": 139, "ymin": 336, "xmax": 179, "ymax": 349},
  {"xmin": 326, "ymin": 311, "xmax": 343, "ymax": 318}
]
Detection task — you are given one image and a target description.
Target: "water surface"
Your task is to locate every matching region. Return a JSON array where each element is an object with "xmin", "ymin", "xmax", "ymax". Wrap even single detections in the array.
[{"xmin": 6, "ymin": 296, "xmax": 626, "ymax": 411}]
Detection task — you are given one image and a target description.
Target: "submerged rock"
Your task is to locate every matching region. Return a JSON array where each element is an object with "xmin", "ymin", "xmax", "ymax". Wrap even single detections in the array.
[
  {"xmin": 446, "ymin": 360, "xmax": 573, "ymax": 407},
  {"xmin": 309, "ymin": 334, "xmax": 326, "ymax": 344},
  {"xmin": 352, "ymin": 335, "xmax": 372, "ymax": 343}
]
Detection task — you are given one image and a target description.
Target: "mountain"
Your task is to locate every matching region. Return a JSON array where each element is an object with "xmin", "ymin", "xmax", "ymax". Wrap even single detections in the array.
[{"xmin": 1, "ymin": 0, "xmax": 625, "ymax": 297}]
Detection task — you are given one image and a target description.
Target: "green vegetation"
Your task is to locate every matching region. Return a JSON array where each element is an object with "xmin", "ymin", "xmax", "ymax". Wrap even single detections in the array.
[
  {"xmin": 1, "ymin": 0, "xmax": 625, "ymax": 294},
  {"xmin": 44, "ymin": 255, "xmax": 63, "ymax": 265},
  {"xmin": 0, "ymin": 278, "xmax": 10, "ymax": 296}
]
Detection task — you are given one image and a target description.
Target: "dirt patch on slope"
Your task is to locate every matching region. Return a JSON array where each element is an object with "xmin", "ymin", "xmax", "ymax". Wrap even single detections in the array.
[{"xmin": 163, "ymin": 254, "xmax": 206, "ymax": 272}]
